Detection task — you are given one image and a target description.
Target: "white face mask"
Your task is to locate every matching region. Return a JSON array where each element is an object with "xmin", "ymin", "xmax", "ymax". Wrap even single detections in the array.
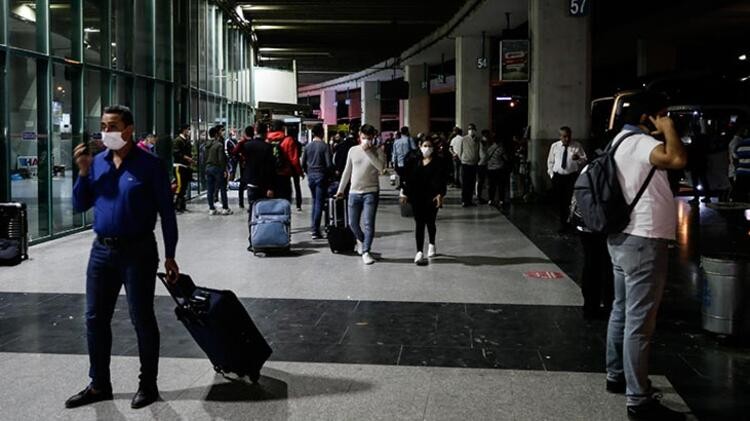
[
  {"xmin": 421, "ymin": 146, "xmax": 433, "ymax": 157},
  {"xmin": 361, "ymin": 137, "xmax": 371, "ymax": 147},
  {"xmin": 101, "ymin": 131, "xmax": 127, "ymax": 151}
]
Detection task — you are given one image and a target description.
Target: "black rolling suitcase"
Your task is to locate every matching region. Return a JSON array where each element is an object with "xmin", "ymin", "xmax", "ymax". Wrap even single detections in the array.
[
  {"xmin": 0, "ymin": 202, "xmax": 29, "ymax": 266},
  {"xmin": 158, "ymin": 273, "xmax": 272, "ymax": 382},
  {"xmin": 325, "ymin": 197, "xmax": 356, "ymax": 253}
]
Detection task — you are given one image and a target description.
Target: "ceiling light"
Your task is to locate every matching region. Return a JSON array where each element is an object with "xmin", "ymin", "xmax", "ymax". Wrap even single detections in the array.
[
  {"xmin": 84, "ymin": 27, "xmax": 99, "ymax": 33},
  {"xmin": 253, "ymin": 25, "xmax": 288, "ymax": 30},
  {"xmin": 495, "ymin": 96, "xmax": 512, "ymax": 101},
  {"xmin": 739, "ymin": 54, "xmax": 747, "ymax": 61}
]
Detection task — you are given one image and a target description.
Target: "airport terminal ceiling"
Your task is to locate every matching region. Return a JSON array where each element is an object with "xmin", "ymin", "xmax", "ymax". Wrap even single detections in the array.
[{"xmin": 235, "ymin": 0, "xmax": 468, "ymax": 86}]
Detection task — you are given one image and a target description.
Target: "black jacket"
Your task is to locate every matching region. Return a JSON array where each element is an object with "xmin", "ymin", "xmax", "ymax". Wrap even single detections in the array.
[
  {"xmin": 402, "ymin": 157, "xmax": 448, "ymax": 204},
  {"xmin": 239, "ymin": 137, "xmax": 276, "ymax": 191}
]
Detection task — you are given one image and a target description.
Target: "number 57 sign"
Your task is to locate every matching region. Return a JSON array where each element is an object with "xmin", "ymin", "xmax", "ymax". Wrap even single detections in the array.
[{"xmin": 569, "ymin": 0, "xmax": 589, "ymax": 17}]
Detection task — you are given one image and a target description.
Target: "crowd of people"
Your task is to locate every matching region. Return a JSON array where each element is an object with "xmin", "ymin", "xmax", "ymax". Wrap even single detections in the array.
[{"xmin": 69, "ymin": 96, "xmax": 743, "ymax": 419}]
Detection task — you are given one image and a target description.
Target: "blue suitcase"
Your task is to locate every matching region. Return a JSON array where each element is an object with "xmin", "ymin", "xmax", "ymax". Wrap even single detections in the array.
[
  {"xmin": 158, "ymin": 273, "xmax": 272, "ymax": 383},
  {"xmin": 250, "ymin": 198, "xmax": 291, "ymax": 254}
]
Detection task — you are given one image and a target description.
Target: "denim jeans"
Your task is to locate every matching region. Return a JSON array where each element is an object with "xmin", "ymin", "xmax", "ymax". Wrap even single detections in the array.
[
  {"xmin": 307, "ymin": 172, "xmax": 327, "ymax": 235},
  {"xmin": 206, "ymin": 165, "xmax": 228, "ymax": 210},
  {"xmin": 348, "ymin": 191, "xmax": 379, "ymax": 253},
  {"xmin": 606, "ymin": 233, "xmax": 669, "ymax": 406},
  {"xmin": 86, "ymin": 235, "xmax": 160, "ymax": 390}
]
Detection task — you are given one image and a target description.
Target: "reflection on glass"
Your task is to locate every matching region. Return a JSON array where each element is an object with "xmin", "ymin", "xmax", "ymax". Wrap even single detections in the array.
[
  {"xmin": 51, "ymin": 63, "xmax": 84, "ymax": 233},
  {"xmin": 50, "ymin": 0, "xmax": 72, "ymax": 58},
  {"xmin": 83, "ymin": 0, "xmax": 105, "ymax": 64},
  {"xmin": 115, "ymin": 75, "xmax": 133, "ymax": 108},
  {"xmin": 156, "ymin": 0, "xmax": 172, "ymax": 80},
  {"xmin": 9, "ymin": 55, "xmax": 45, "ymax": 239},
  {"xmin": 83, "ymin": 68, "xmax": 104, "ymax": 224},
  {"xmin": 135, "ymin": 78, "xmax": 150, "ymax": 136},
  {"xmin": 111, "ymin": 0, "xmax": 133, "ymax": 70},
  {"xmin": 134, "ymin": 0, "xmax": 152, "ymax": 76},
  {"xmin": 9, "ymin": 0, "xmax": 39, "ymax": 51}
]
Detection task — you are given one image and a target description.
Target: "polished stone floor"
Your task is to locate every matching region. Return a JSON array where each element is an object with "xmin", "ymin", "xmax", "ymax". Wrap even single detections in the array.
[{"xmin": 1, "ymin": 177, "xmax": 742, "ymax": 419}]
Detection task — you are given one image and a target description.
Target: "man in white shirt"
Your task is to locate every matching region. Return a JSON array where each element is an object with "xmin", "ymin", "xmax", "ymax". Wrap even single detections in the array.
[
  {"xmin": 605, "ymin": 92, "xmax": 686, "ymax": 421},
  {"xmin": 547, "ymin": 126, "xmax": 587, "ymax": 231},
  {"xmin": 336, "ymin": 124, "xmax": 386, "ymax": 265},
  {"xmin": 455, "ymin": 123, "xmax": 481, "ymax": 207},
  {"xmin": 449, "ymin": 127, "xmax": 464, "ymax": 188}
]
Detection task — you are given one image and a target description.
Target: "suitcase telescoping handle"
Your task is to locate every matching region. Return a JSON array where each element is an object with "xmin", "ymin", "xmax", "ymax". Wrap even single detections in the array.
[{"xmin": 157, "ymin": 272, "xmax": 196, "ymax": 307}]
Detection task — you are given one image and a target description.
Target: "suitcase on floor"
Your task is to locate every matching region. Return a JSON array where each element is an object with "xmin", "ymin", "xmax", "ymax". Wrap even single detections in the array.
[
  {"xmin": 0, "ymin": 202, "xmax": 28, "ymax": 266},
  {"xmin": 250, "ymin": 198, "xmax": 291, "ymax": 254},
  {"xmin": 325, "ymin": 197, "xmax": 356, "ymax": 253},
  {"xmin": 158, "ymin": 273, "xmax": 272, "ymax": 383}
]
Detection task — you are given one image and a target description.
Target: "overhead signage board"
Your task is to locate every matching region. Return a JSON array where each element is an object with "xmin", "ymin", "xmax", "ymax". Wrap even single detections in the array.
[{"xmin": 499, "ymin": 40, "xmax": 529, "ymax": 82}]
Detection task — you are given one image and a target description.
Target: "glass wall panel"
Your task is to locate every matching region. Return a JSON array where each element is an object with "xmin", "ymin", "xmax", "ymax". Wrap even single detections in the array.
[
  {"xmin": 111, "ymin": 0, "xmax": 133, "ymax": 70},
  {"xmin": 156, "ymin": 0, "xmax": 172, "ymax": 80},
  {"xmin": 134, "ymin": 0, "xmax": 153, "ymax": 76},
  {"xmin": 51, "ymin": 63, "xmax": 83, "ymax": 233},
  {"xmin": 50, "ymin": 0, "xmax": 73, "ymax": 58},
  {"xmin": 9, "ymin": 55, "xmax": 43, "ymax": 238},
  {"xmin": 115, "ymin": 74, "xmax": 132, "ymax": 108},
  {"xmin": 0, "ymin": 0, "xmax": 6, "ymax": 45},
  {"xmin": 189, "ymin": 0, "xmax": 198, "ymax": 87},
  {"xmin": 155, "ymin": 83, "xmax": 169, "ymax": 137},
  {"xmin": 9, "ymin": 0, "xmax": 41, "ymax": 51},
  {"xmin": 134, "ymin": 78, "xmax": 150, "ymax": 136},
  {"xmin": 83, "ymin": 68, "xmax": 104, "ymax": 223},
  {"xmin": 83, "ymin": 0, "xmax": 105, "ymax": 65}
]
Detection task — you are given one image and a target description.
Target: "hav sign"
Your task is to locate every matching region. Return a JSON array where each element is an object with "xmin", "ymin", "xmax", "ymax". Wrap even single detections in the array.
[{"xmin": 524, "ymin": 271, "xmax": 565, "ymax": 280}]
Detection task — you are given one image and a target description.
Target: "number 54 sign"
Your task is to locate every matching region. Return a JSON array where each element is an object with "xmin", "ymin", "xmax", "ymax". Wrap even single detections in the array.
[{"xmin": 569, "ymin": 0, "xmax": 589, "ymax": 17}]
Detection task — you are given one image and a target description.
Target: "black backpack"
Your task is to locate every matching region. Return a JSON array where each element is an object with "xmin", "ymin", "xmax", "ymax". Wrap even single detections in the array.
[{"xmin": 572, "ymin": 131, "xmax": 656, "ymax": 234}]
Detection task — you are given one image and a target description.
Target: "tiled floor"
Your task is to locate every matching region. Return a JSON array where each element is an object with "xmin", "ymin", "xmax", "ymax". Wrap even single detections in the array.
[{"xmin": 0, "ymin": 178, "xmax": 744, "ymax": 419}]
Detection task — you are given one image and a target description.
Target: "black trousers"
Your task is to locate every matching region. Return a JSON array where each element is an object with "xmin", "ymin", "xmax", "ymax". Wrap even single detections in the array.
[
  {"xmin": 275, "ymin": 175, "xmax": 293, "ymax": 202},
  {"xmin": 292, "ymin": 174, "xmax": 303, "ymax": 209},
  {"xmin": 487, "ymin": 169, "xmax": 509, "ymax": 204},
  {"xmin": 552, "ymin": 173, "xmax": 577, "ymax": 226},
  {"xmin": 413, "ymin": 201, "xmax": 438, "ymax": 252},
  {"xmin": 461, "ymin": 164, "xmax": 477, "ymax": 205},
  {"xmin": 476, "ymin": 165, "xmax": 488, "ymax": 200},
  {"xmin": 580, "ymin": 231, "xmax": 614, "ymax": 313},
  {"xmin": 174, "ymin": 166, "xmax": 192, "ymax": 211}
]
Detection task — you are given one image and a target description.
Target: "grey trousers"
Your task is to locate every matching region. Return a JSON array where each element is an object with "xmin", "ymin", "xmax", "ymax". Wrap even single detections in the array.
[{"xmin": 605, "ymin": 232, "xmax": 669, "ymax": 406}]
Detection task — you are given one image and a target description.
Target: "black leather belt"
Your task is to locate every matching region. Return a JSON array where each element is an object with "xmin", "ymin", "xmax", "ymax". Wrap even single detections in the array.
[{"xmin": 96, "ymin": 233, "xmax": 153, "ymax": 248}]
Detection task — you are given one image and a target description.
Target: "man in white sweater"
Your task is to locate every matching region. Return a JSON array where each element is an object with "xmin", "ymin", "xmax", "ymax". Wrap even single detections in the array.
[{"xmin": 336, "ymin": 124, "xmax": 386, "ymax": 264}]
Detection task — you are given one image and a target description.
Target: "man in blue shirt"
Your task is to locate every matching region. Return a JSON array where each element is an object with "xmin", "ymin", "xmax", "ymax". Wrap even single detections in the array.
[
  {"xmin": 66, "ymin": 105, "xmax": 180, "ymax": 410},
  {"xmin": 391, "ymin": 126, "xmax": 417, "ymax": 183}
]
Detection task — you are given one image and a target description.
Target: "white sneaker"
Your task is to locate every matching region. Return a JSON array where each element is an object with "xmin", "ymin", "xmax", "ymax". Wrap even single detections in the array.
[
  {"xmin": 356, "ymin": 240, "xmax": 364, "ymax": 255},
  {"xmin": 208, "ymin": 209, "xmax": 219, "ymax": 215},
  {"xmin": 362, "ymin": 252, "xmax": 375, "ymax": 265},
  {"xmin": 427, "ymin": 244, "xmax": 436, "ymax": 258},
  {"xmin": 221, "ymin": 208, "xmax": 233, "ymax": 215},
  {"xmin": 414, "ymin": 251, "xmax": 425, "ymax": 265}
]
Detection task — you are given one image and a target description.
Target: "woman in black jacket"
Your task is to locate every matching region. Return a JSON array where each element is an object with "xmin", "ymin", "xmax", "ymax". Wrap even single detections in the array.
[{"xmin": 400, "ymin": 137, "xmax": 448, "ymax": 265}]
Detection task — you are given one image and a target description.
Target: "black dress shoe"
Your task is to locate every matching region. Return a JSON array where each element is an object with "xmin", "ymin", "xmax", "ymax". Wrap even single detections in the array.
[
  {"xmin": 606, "ymin": 378, "xmax": 626, "ymax": 394},
  {"xmin": 627, "ymin": 399, "xmax": 685, "ymax": 420},
  {"xmin": 131, "ymin": 385, "xmax": 160, "ymax": 409},
  {"xmin": 65, "ymin": 385, "xmax": 113, "ymax": 408}
]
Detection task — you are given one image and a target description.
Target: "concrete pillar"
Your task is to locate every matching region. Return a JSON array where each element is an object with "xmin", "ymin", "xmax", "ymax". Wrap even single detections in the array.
[
  {"xmin": 404, "ymin": 64, "xmax": 430, "ymax": 134},
  {"xmin": 528, "ymin": 0, "xmax": 592, "ymax": 192},
  {"xmin": 361, "ymin": 81, "xmax": 381, "ymax": 131},
  {"xmin": 455, "ymin": 36, "xmax": 490, "ymax": 131},
  {"xmin": 320, "ymin": 90, "xmax": 337, "ymax": 126},
  {"xmin": 637, "ymin": 39, "xmax": 677, "ymax": 77}
]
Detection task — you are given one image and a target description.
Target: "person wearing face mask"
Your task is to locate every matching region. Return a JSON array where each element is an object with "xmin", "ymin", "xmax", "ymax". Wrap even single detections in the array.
[
  {"xmin": 400, "ymin": 138, "xmax": 447, "ymax": 265},
  {"xmin": 335, "ymin": 124, "xmax": 386, "ymax": 265},
  {"xmin": 172, "ymin": 125, "xmax": 194, "ymax": 213},
  {"xmin": 476, "ymin": 129, "xmax": 491, "ymax": 204},
  {"xmin": 454, "ymin": 123, "xmax": 481, "ymax": 207},
  {"xmin": 69, "ymin": 105, "xmax": 180, "ymax": 410}
]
